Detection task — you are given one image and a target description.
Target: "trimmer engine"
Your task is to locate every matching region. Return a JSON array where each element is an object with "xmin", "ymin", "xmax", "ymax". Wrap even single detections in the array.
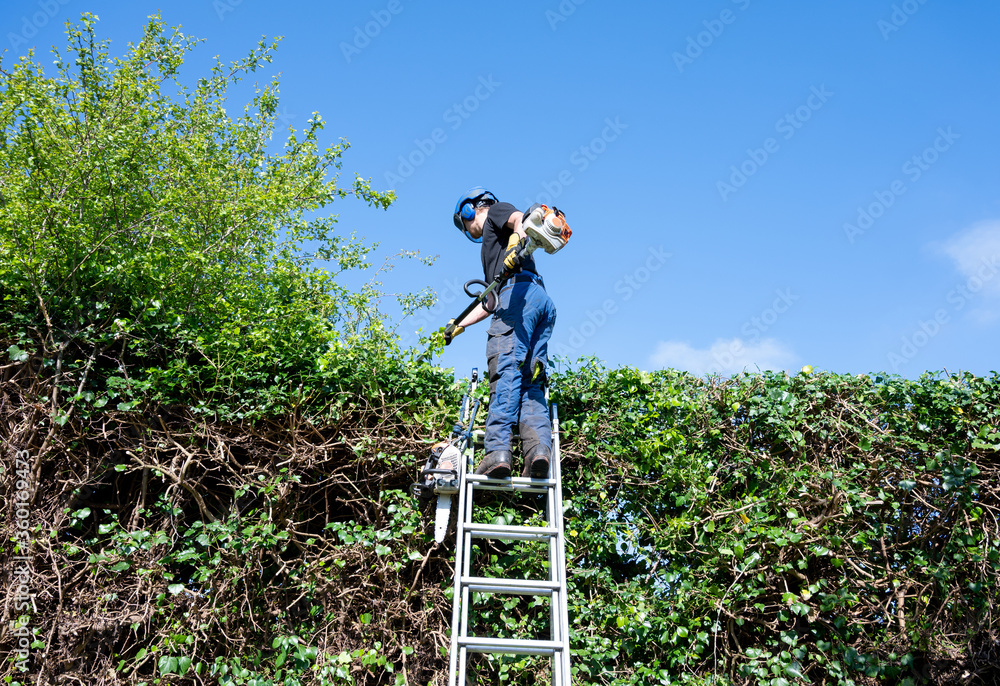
[{"xmin": 522, "ymin": 204, "xmax": 572, "ymax": 255}]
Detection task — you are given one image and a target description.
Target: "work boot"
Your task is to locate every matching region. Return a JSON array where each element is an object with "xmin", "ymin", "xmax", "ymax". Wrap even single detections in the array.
[
  {"xmin": 521, "ymin": 445, "xmax": 550, "ymax": 479},
  {"xmin": 475, "ymin": 450, "xmax": 512, "ymax": 479}
]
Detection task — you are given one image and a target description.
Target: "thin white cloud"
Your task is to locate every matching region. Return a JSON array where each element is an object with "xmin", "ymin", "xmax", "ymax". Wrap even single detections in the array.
[
  {"xmin": 647, "ymin": 338, "xmax": 797, "ymax": 376},
  {"xmin": 939, "ymin": 220, "xmax": 1000, "ymax": 298}
]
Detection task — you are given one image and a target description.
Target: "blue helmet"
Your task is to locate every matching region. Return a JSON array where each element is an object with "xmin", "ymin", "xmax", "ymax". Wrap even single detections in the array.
[{"xmin": 452, "ymin": 187, "xmax": 497, "ymax": 243}]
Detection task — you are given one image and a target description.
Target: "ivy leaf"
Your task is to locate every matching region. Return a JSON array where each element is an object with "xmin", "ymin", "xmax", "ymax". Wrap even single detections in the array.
[
  {"xmin": 7, "ymin": 345, "xmax": 29, "ymax": 362},
  {"xmin": 158, "ymin": 655, "xmax": 178, "ymax": 675}
]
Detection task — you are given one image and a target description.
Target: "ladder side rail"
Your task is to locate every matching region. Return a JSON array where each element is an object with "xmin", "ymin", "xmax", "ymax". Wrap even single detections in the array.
[
  {"xmin": 547, "ymin": 450, "xmax": 561, "ymax": 666},
  {"xmin": 546, "ymin": 401, "xmax": 565, "ymax": 685},
  {"xmin": 551, "ymin": 588, "xmax": 565, "ymax": 686},
  {"xmin": 461, "ymin": 528, "xmax": 474, "ymax": 632},
  {"xmin": 448, "ymin": 440, "xmax": 474, "ymax": 686},
  {"xmin": 551, "ymin": 403, "xmax": 572, "ymax": 684},
  {"xmin": 459, "ymin": 582, "xmax": 472, "ymax": 686},
  {"xmin": 456, "ymin": 479, "xmax": 477, "ymax": 686}
]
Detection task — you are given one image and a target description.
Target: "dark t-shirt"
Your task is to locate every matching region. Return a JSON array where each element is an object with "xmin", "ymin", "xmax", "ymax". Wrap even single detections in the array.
[{"xmin": 480, "ymin": 201, "xmax": 538, "ymax": 282}]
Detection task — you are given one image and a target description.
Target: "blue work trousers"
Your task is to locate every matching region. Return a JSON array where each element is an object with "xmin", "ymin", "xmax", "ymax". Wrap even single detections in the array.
[{"xmin": 484, "ymin": 276, "xmax": 557, "ymax": 456}]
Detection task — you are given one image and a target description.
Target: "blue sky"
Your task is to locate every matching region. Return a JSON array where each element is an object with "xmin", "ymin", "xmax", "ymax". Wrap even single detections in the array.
[{"xmin": 4, "ymin": 0, "xmax": 998, "ymax": 378}]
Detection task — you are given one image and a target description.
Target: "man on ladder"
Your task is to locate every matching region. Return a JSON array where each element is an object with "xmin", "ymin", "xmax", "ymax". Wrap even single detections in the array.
[
  {"xmin": 445, "ymin": 187, "xmax": 558, "ymax": 481},
  {"xmin": 438, "ymin": 189, "xmax": 573, "ymax": 686}
]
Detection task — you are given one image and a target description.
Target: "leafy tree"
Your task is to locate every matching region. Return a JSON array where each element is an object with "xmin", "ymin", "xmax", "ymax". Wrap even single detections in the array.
[{"xmin": 0, "ymin": 13, "xmax": 430, "ymax": 422}]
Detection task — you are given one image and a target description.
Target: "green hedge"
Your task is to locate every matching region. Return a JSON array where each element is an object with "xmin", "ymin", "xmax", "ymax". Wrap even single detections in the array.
[
  {"xmin": 550, "ymin": 362, "xmax": 1000, "ymax": 685},
  {"xmin": 4, "ymin": 359, "xmax": 996, "ymax": 685}
]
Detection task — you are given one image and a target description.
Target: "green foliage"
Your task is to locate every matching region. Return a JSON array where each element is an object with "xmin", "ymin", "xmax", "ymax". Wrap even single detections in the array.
[
  {"xmin": 550, "ymin": 360, "xmax": 1000, "ymax": 685},
  {"xmin": 7, "ymin": 345, "xmax": 999, "ymax": 685},
  {"xmin": 0, "ymin": 13, "xmax": 435, "ymax": 421},
  {"xmin": 0, "ymin": 14, "xmax": 451, "ymax": 686}
]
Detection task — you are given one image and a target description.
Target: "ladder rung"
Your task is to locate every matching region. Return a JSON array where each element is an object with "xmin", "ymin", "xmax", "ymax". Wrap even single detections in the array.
[
  {"xmin": 464, "ymin": 523, "xmax": 558, "ymax": 540},
  {"xmin": 459, "ymin": 636, "xmax": 565, "ymax": 656},
  {"xmin": 461, "ymin": 576, "xmax": 560, "ymax": 595},
  {"xmin": 471, "ymin": 483, "xmax": 554, "ymax": 494},
  {"xmin": 467, "ymin": 474, "xmax": 558, "ymax": 491}
]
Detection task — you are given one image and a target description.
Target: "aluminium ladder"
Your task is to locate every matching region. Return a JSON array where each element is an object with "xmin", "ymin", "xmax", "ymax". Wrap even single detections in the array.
[{"xmin": 447, "ymin": 403, "xmax": 571, "ymax": 686}]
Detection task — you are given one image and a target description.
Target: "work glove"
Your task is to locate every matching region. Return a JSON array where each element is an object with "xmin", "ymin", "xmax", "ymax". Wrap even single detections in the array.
[
  {"xmin": 443, "ymin": 319, "xmax": 464, "ymax": 345},
  {"xmin": 503, "ymin": 233, "xmax": 527, "ymax": 273}
]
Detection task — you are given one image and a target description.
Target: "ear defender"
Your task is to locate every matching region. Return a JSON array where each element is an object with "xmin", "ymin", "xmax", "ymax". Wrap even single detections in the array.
[{"xmin": 452, "ymin": 188, "xmax": 498, "ymax": 242}]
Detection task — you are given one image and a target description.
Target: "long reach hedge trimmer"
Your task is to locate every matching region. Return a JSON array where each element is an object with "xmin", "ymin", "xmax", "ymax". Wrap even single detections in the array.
[
  {"xmin": 443, "ymin": 204, "xmax": 572, "ymax": 344},
  {"xmin": 411, "ymin": 369, "xmax": 482, "ymax": 542}
]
